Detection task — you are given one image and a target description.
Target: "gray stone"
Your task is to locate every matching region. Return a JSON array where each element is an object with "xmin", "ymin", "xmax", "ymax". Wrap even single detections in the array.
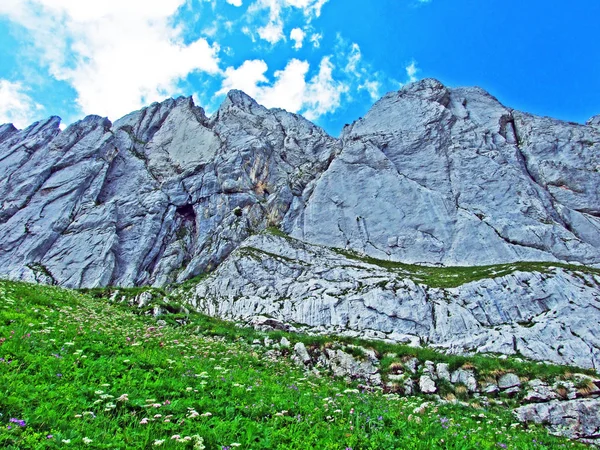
[
  {"xmin": 293, "ymin": 342, "xmax": 311, "ymax": 365},
  {"xmin": 436, "ymin": 363, "xmax": 451, "ymax": 381},
  {"xmin": 419, "ymin": 375, "xmax": 437, "ymax": 394},
  {"xmin": 503, "ymin": 386, "xmax": 521, "ymax": 396},
  {"xmin": 247, "ymin": 316, "xmax": 296, "ymax": 332},
  {"xmin": 405, "ymin": 358, "xmax": 419, "ymax": 374},
  {"xmin": 404, "ymin": 378, "xmax": 415, "ymax": 396},
  {"xmin": 135, "ymin": 291, "xmax": 154, "ymax": 308},
  {"xmin": 451, "ymin": 369, "xmax": 478, "ymax": 392},
  {"xmin": 323, "ymin": 348, "xmax": 382, "ymax": 385},
  {"xmin": 524, "ymin": 379, "xmax": 559, "ymax": 403},
  {"xmin": 482, "ymin": 383, "xmax": 499, "ymax": 395},
  {"xmin": 514, "ymin": 399, "xmax": 600, "ymax": 445},
  {"xmin": 498, "ymin": 373, "xmax": 521, "ymax": 390},
  {"xmin": 280, "ymin": 337, "xmax": 291, "ymax": 349},
  {"xmin": 587, "ymin": 114, "xmax": 600, "ymax": 127},
  {"xmin": 424, "ymin": 360, "xmax": 436, "ymax": 378}
]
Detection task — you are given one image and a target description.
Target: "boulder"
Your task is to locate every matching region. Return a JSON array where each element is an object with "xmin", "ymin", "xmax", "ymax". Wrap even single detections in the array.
[
  {"xmin": 498, "ymin": 373, "xmax": 521, "ymax": 390},
  {"xmin": 524, "ymin": 379, "xmax": 559, "ymax": 403},
  {"xmin": 451, "ymin": 369, "xmax": 478, "ymax": 392},
  {"xmin": 405, "ymin": 358, "xmax": 419, "ymax": 374},
  {"xmin": 436, "ymin": 363, "xmax": 451, "ymax": 381},
  {"xmin": 293, "ymin": 342, "xmax": 311, "ymax": 365},
  {"xmin": 419, "ymin": 375, "xmax": 437, "ymax": 394},
  {"xmin": 324, "ymin": 348, "xmax": 381, "ymax": 385},
  {"xmin": 514, "ymin": 399, "xmax": 600, "ymax": 445}
]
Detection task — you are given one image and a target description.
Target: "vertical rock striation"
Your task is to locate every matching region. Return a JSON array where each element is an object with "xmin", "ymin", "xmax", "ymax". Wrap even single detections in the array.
[
  {"xmin": 286, "ymin": 79, "xmax": 600, "ymax": 266},
  {"xmin": 0, "ymin": 92, "xmax": 338, "ymax": 287}
]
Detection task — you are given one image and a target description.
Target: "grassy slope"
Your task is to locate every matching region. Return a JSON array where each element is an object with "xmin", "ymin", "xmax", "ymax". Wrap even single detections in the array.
[
  {"xmin": 0, "ymin": 280, "xmax": 592, "ymax": 449},
  {"xmin": 263, "ymin": 228, "xmax": 600, "ymax": 289},
  {"xmin": 333, "ymin": 249, "xmax": 600, "ymax": 289}
]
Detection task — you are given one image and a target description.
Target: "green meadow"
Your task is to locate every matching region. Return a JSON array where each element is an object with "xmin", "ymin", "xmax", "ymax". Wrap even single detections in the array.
[{"xmin": 0, "ymin": 279, "xmax": 591, "ymax": 449}]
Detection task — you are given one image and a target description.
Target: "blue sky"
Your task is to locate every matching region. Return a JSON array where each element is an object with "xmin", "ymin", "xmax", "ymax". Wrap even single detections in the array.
[{"xmin": 0, "ymin": 0, "xmax": 599, "ymax": 136}]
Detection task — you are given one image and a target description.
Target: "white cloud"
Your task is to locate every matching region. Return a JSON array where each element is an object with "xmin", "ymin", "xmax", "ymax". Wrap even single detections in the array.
[
  {"xmin": 226, "ymin": 0, "xmax": 243, "ymax": 6},
  {"xmin": 303, "ymin": 56, "xmax": 347, "ymax": 120},
  {"xmin": 282, "ymin": 0, "xmax": 328, "ymax": 16},
  {"xmin": 218, "ymin": 56, "xmax": 347, "ymax": 119},
  {"xmin": 309, "ymin": 32, "xmax": 322, "ymax": 48},
  {"xmin": 217, "ymin": 60, "xmax": 269, "ymax": 98},
  {"xmin": 247, "ymin": 0, "xmax": 329, "ymax": 44},
  {"xmin": 406, "ymin": 60, "xmax": 419, "ymax": 82},
  {"xmin": 345, "ymin": 42, "xmax": 362, "ymax": 75},
  {"xmin": 0, "ymin": 0, "xmax": 221, "ymax": 121},
  {"xmin": 0, "ymin": 80, "xmax": 44, "ymax": 128},
  {"xmin": 258, "ymin": 59, "xmax": 311, "ymax": 112},
  {"xmin": 258, "ymin": 20, "xmax": 285, "ymax": 44},
  {"xmin": 334, "ymin": 39, "xmax": 385, "ymax": 101},
  {"xmin": 290, "ymin": 28, "xmax": 305, "ymax": 49},
  {"xmin": 358, "ymin": 80, "xmax": 382, "ymax": 101}
]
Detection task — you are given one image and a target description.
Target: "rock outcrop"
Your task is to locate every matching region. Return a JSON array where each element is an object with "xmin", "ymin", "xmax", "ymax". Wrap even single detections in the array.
[
  {"xmin": 0, "ymin": 92, "xmax": 337, "ymax": 287},
  {"xmin": 286, "ymin": 79, "xmax": 600, "ymax": 266},
  {"xmin": 515, "ymin": 399, "xmax": 600, "ymax": 446},
  {"xmin": 185, "ymin": 232, "xmax": 600, "ymax": 369}
]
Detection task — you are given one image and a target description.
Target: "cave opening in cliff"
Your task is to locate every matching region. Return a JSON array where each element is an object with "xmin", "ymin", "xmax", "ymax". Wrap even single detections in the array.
[{"xmin": 176, "ymin": 204, "xmax": 196, "ymax": 222}]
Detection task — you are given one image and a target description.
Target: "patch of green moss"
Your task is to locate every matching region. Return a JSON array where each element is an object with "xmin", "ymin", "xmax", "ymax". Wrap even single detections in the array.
[{"xmin": 332, "ymin": 248, "xmax": 600, "ymax": 288}]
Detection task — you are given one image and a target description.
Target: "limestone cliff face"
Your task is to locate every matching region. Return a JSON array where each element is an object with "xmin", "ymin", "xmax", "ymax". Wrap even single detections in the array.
[
  {"xmin": 286, "ymin": 79, "xmax": 600, "ymax": 266},
  {"xmin": 0, "ymin": 92, "xmax": 337, "ymax": 287},
  {"xmin": 3, "ymin": 80, "xmax": 598, "ymax": 288},
  {"xmin": 186, "ymin": 233, "xmax": 600, "ymax": 369}
]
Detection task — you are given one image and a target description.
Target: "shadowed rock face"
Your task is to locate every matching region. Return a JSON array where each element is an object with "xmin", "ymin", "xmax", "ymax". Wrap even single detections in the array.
[
  {"xmin": 0, "ymin": 92, "xmax": 338, "ymax": 287},
  {"xmin": 0, "ymin": 79, "xmax": 599, "ymax": 289}
]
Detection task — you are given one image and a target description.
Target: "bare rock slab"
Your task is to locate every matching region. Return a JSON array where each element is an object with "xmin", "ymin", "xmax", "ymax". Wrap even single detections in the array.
[{"xmin": 514, "ymin": 399, "xmax": 600, "ymax": 446}]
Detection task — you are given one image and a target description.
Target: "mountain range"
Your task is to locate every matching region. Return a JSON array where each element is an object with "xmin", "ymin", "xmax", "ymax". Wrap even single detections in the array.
[{"xmin": 1, "ymin": 78, "xmax": 599, "ymax": 369}]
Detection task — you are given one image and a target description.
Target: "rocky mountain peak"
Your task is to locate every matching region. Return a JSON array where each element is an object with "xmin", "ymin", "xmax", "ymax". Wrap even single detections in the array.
[
  {"xmin": 212, "ymin": 89, "xmax": 264, "ymax": 119},
  {"xmin": 290, "ymin": 80, "xmax": 600, "ymax": 267},
  {"xmin": 0, "ymin": 123, "xmax": 18, "ymax": 143},
  {"xmin": 0, "ymin": 87, "xmax": 338, "ymax": 287},
  {"xmin": 0, "ymin": 79, "xmax": 599, "ymax": 290},
  {"xmin": 398, "ymin": 77, "xmax": 451, "ymax": 104},
  {"xmin": 587, "ymin": 114, "xmax": 600, "ymax": 127}
]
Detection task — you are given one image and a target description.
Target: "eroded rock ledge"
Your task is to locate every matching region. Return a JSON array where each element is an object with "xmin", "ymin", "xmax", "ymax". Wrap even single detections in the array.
[{"xmin": 184, "ymin": 233, "xmax": 600, "ymax": 370}]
